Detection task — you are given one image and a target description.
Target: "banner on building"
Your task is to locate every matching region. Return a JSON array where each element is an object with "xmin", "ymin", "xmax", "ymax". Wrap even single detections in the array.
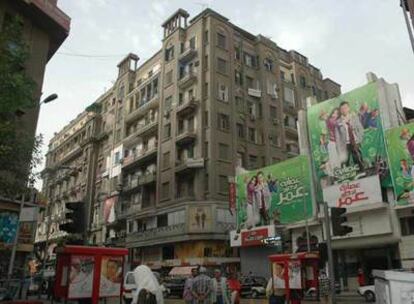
[
  {"xmin": 386, "ymin": 122, "xmax": 414, "ymax": 206},
  {"xmin": 307, "ymin": 82, "xmax": 390, "ymax": 190},
  {"xmin": 0, "ymin": 212, "xmax": 18, "ymax": 247},
  {"xmin": 323, "ymin": 175, "xmax": 383, "ymax": 208},
  {"xmin": 188, "ymin": 206, "xmax": 212, "ymax": 232},
  {"xmin": 235, "ymin": 155, "xmax": 312, "ymax": 229},
  {"xmin": 103, "ymin": 196, "xmax": 118, "ymax": 224}
]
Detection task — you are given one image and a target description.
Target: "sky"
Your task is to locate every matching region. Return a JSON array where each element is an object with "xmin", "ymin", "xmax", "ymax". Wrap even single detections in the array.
[{"xmin": 36, "ymin": 0, "xmax": 414, "ymax": 188}]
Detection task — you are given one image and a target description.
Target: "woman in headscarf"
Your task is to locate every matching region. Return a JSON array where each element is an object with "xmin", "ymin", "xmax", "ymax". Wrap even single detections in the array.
[{"xmin": 132, "ymin": 265, "xmax": 164, "ymax": 304}]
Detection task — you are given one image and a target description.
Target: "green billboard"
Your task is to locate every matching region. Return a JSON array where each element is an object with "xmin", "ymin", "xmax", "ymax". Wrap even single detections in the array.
[
  {"xmin": 236, "ymin": 155, "xmax": 312, "ymax": 229},
  {"xmin": 307, "ymin": 82, "xmax": 390, "ymax": 189},
  {"xmin": 386, "ymin": 122, "xmax": 414, "ymax": 206}
]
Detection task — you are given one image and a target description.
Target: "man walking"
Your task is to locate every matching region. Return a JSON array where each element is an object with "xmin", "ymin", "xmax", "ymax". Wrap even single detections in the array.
[
  {"xmin": 192, "ymin": 267, "xmax": 212, "ymax": 304},
  {"xmin": 183, "ymin": 267, "xmax": 198, "ymax": 304},
  {"xmin": 211, "ymin": 269, "xmax": 230, "ymax": 304}
]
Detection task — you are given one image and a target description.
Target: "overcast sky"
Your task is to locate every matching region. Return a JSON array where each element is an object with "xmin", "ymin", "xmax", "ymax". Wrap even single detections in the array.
[{"xmin": 36, "ymin": 0, "xmax": 414, "ymax": 188}]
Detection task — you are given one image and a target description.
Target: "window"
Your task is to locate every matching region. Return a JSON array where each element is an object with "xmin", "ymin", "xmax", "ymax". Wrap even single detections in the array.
[
  {"xmin": 264, "ymin": 58, "xmax": 273, "ymax": 71},
  {"xmin": 204, "ymin": 141, "xmax": 209, "ymax": 158},
  {"xmin": 164, "ymin": 123, "xmax": 171, "ymax": 139},
  {"xmin": 218, "ymin": 84, "xmax": 228, "ymax": 102},
  {"xmin": 153, "ymin": 78, "xmax": 159, "ymax": 96},
  {"xmin": 165, "ymin": 70, "xmax": 173, "ymax": 86},
  {"xmin": 244, "ymin": 52, "xmax": 257, "ymax": 67},
  {"xmin": 237, "ymin": 152, "xmax": 245, "ymax": 168},
  {"xmin": 246, "ymin": 76, "xmax": 254, "ymax": 89},
  {"xmin": 400, "ymin": 216, "xmax": 414, "ymax": 236},
  {"xmin": 204, "ymin": 247, "xmax": 213, "ymax": 257},
  {"xmin": 235, "ymin": 70, "xmax": 243, "ymax": 86},
  {"xmin": 257, "ymin": 103, "xmax": 262, "ymax": 118},
  {"xmin": 165, "ymin": 46, "xmax": 174, "ymax": 61},
  {"xmin": 219, "ymin": 175, "xmax": 229, "ymax": 193},
  {"xmin": 300, "ymin": 75, "xmax": 306, "ymax": 88},
  {"xmin": 248, "ymin": 128, "xmax": 256, "ymax": 142},
  {"xmin": 249, "ymin": 155, "xmax": 258, "ymax": 169},
  {"xmin": 270, "ymin": 132, "xmax": 280, "ymax": 146},
  {"xmin": 114, "ymin": 152, "xmax": 121, "ymax": 164},
  {"xmin": 217, "ymin": 32, "xmax": 226, "ymax": 48},
  {"xmin": 203, "ymin": 111, "xmax": 209, "ymax": 127},
  {"xmin": 280, "ymin": 71, "xmax": 285, "ymax": 81},
  {"xmin": 236, "ymin": 123, "xmax": 245, "ymax": 138},
  {"xmin": 284, "ymin": 115, "xmax": 297, "ymax": 129},
  {"xmin": 205, "ymin": 174, "xmax": 209, "ymax": 192},
  {"xmin": 217, "ymin": 113, "xmax": 230, "ymax": 130},
  {"xmin": 247, "ymin": 101, "xmax": 256, "ymax": 116},
  {"xmin": 189, "ymin": 36, "xmax": 196, "ymax": 49},
  {"xmin": 204, "ymin": 82, "xmax": 209, "ymax": 97},
  {"xmin": 187, "ymin": 145, "xmax": 194, "ymax": 158},
  {"xmin": 204, "ymin": 55, "xmax": 208, "ymax": 69},
  {"xmin": 161, "ymin": 182, "xmax": 169, "ymax": 199},
  {"xmin": 267, "ymin": 79, "xmax": 278, "ymax": 97},
  {"xmin": 157, "ymin": 214, "xmax": 168, "ymax": 227},
  {"xmin": 164, "ymin": 96, "xmax": 173, "ymax": 114},
  {"xmin": 234, "ymin": 47, "xmax": 241, "ymax": 61},
  {"xmin": 204, "ymin": 30, "xmax": 209, "ymax": 44},
  {"xmin": 270, "ymin": 106, "xmax": 277, "ymax": 119},
  {"xmin": 163, "ymin": 152, "xmax": 170, "ymax": 169},
  {"xmin": 235, "ymin": 97, "xmax": 244, "ymax": 112},
  {"xmin": 284, "ymin": 87, "xmax": 296, "ymax": 107},
  {"xmin": 219, "ymin": 143, "xmax": 230, "ymax": 160},
  {"xmin": 290, "ymin": 73, "xmax": 295, "ymax": 84},
  {"xmin": 217, "ymin": 57, "xmax": 227, "ymax": 74}
]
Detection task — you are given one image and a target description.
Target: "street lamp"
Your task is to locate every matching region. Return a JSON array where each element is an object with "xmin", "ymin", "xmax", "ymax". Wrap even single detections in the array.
[{"xmin": 40, "ymin": 93, "xmax": 58, "ymax": 105}]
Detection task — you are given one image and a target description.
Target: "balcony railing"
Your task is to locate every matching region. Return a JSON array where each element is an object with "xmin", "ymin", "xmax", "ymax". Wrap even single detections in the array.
[
  {"xmin": 179, "ymin": 47, "xmax": 197, "ymax": 62},
  {"xmin": 126, "ymin": 223, "xmax": 186, "ymax": 243},
  {"xmin": 247, "ymin": 88, "xmax": 262, "ymax": 98},
  {"xmin": 122, "ymin": 144, "xmax": 158, "ymax": 168},
  {"xmin": 175, "ymin": 158, "xmax": 204, "ymax": 173},
  {"xmin": 178, "ymin": 71, "xmax": 197, "ymax": 88},
  {"xmin": 176, "ymin": 97, "xmax": 198, "ymax": 116},
  {"xmin": 176, "ymin": 128, "xmax": 196, "ymax": 146},
  {"xmin": 126, "ymin": 94, "xmax": 159, "ymax": 123}
]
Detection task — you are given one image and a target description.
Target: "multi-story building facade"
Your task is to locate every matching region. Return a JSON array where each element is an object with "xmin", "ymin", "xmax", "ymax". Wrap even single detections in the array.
[
  {"xmin": 39, "ymin": 8, "xmax": 340, "ymax": 270},
  {"xmin": 36, "ymin": 111, "xmax": 98, "ymax": 260},
  {"xmin": 0, "ymin": 0, "xmax": 70, "ymax": 278}
]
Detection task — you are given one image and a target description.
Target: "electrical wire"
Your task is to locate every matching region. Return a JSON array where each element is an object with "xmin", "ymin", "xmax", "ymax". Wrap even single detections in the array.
[{"xmin": 56, "ymin": 51, "xmax": 127, "ymax": 58}]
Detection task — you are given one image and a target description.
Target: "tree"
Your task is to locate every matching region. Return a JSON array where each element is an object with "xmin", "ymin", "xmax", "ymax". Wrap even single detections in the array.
[{"xmin": 0, "ymin": 15, "xmax": 42, "ymax": 196}]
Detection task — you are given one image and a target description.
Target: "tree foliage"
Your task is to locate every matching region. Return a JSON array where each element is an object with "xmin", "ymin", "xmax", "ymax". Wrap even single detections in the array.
[{"xmin": 0, "ymin": 15, "xmax": 42, "ymax": 196}]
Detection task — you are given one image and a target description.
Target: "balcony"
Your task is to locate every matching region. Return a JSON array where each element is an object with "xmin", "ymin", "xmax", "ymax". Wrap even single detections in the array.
[
  {"xmin": 178, "ymin": 71, "xmax": 197, "ymax": 89},
  {"xmin": 176, "ymin": 128, "xmax": 196, "ymax": 146},
  {"xmin": 283, "ymin": 102, "xmax": 297, "ymax": 114},
  {"xmin": 126, "ymin": 94, "xmax": 159, "ymax": 123},
  {"xmin": 124, "ymin": 120, "xmax": 158, "ymax": 146},
  {"xmin": 178, "ymin": 47, "xmax": 197, "ymax": 63},
  {"xmin": 284, "ymin": 123, "xmax": 298, "ymax": 137},
  {"xmin": 247, "ymin": 88, "xmax": 262, "ymax": 98},
  {"xmin": 126, "ymin": 223, "xmax": 186, "ymax": 245},
  {"xmin": 123, "ymin": 178, "xmax": 139, "ymax": 192},
  {"xmin": 175, "ymin": 158, "xmax": 204, "ymax": 173},
  {"xmin": 287, "ymin": 144, "xmax": 299, "ymax": 157},
  {"xmin": 176, "ymin": 97, "xmax": 198, "ymax": 116},
  {"xmin": 138, "ymin": 172, "xmax": 157, "ymax": 186},
  {"xmin": 122, "ymin": 145, "xmax": 158, "ymax": 169}
]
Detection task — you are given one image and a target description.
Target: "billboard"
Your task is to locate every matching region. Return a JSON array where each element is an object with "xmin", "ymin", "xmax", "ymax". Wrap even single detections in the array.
[
  {"xmin": 188, "ymin": 206, "xmax": 212, "ymax": 232},
  {"xmin": 307, "ymin": 82, "xmax": 390, "ymax": 190},
  {"xmin": 235, "ymin": 155, "xmax": 312, "ymax": 229},
  {"xmin": 323, "ymin": 175, "xmax": 383, "ymax": 208},
  {"xmin": 0, "ymin": 212, "xmax": 18, "ymax": 246},
  {"xmin": 68, "ymin": 255, "xmax": 94, "ymax": 299},
  {"xmin": 99, "ymin": 256, "xmax": 123, "ymax": 297},
  {"xmin": 386, "ymin": 122, "xmax": 414, "ymax": 206}
]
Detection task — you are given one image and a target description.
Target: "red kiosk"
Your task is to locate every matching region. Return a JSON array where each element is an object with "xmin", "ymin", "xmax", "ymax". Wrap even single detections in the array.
[
  {"xmin": 54, "ymin": 246, "xmax": 128, "ymax": 304},
  {"xmin": 268, "ymin": 252, "xmax": 319, "ymax": 301}
]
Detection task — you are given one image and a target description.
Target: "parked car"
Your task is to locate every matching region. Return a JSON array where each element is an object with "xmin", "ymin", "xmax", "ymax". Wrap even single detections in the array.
[
  {"xmin": 240, "ymin": 276, "xmax": 267, "ymax": 298},
  {"xmin": 163, "ymin": 277, "xmax": 186, "ymax": 298},
  {"xmin": 358, "ymin": 285, "xmax": 375, "ymax": 302},
  {"xmin": 122, "ymin": 271, "xmax": 136, "ymax": 304}
]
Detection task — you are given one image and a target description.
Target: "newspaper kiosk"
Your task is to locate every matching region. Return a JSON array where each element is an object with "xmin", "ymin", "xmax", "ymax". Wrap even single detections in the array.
[
  {"xmin": 54, "ymin": 246, "xmax": 128, "ymax": 304},
  {"xmin": 268, "ymin": 252, "xmax": 319, "ymax": 301}
]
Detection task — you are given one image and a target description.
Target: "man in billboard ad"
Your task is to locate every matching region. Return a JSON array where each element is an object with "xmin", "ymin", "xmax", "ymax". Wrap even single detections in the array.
[
  {"xmin": 307, "ymin": 82, "xmax": 389, "ymax": 189},
  {"xmin": 68, "ymin": 255, "xmax": 94, "ymax": 298},
  {"xmin": 100, "ymin": 256, "xmax": 123, "ymax": 297},
  {"xmin": 236, "ymin": 156, "xmax": 312, "ymax": 230},
  {"xmin": 386, "ymin": 122, "xmax": 414, "ymax": 206}
]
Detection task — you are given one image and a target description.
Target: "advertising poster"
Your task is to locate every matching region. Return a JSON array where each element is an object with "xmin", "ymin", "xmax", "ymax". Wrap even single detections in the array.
[
  {"xmin": 68, "ymin": 255, "xmax": 94, "ymax": 299},
  {"xmin": 386, "ymin": 122, "xmax": 414, "ymax": 206},
  {"xmin": 236, "ymin": 156, "xmax": 312, "ymax": 229},
  {"xmin": 271, "ymin": 261, "xmax": 301, "ymax": 289},
  {"xmin": 100, "ymin": 256, "xmax": 123, "ymax": 297},
  {"xmin": 323, "ymin": 175, "xmax": 383, "ymax": 208},
  {"xmin": 188, "ymin": 206, "xmax": 212, "ymax": 232},
  {"xmin": 307, "ymin": 82, "xmax": 390, "ymax": 190},
  {"xmin": 0, "ymin": 212, "xmax": 18, "ymax": 246}
]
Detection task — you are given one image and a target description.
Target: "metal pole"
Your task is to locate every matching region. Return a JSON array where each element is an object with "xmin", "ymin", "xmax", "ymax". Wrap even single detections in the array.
[
  {"xmin": 7, "ymin": 194, "xmax": 25, "ymax": 283},
  {"xmin": 401, "ymin": 0, "xmax": 414, "ymax": 54},
  {"xmin": 301, "ymin": 158, "xmax": 311, "ymax": 252},
  {"xmin": 39, "ymin": 201, "xmax": 51, "ymax": 298},
  {"xmin": 323, "ymin": 201, "xmax": 336, "ymax": 303}
]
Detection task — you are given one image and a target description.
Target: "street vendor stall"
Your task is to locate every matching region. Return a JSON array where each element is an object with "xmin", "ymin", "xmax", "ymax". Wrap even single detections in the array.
[
  {"xmin": 268, "ymin": 252, "xmax": 319, "ymax": 302},
  {"xmin": 54, "ymin": 246, "xmax": 128, "ymax": 304}
]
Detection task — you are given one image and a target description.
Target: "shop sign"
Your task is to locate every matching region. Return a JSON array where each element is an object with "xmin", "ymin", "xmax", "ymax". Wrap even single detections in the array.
[
  {"xmin": 241, "ymin": 227, "xmax": 269, "ymax": 247},
  {"xmin": 323, "ymin": 175, "xmax": 382, "ymax": 208}
]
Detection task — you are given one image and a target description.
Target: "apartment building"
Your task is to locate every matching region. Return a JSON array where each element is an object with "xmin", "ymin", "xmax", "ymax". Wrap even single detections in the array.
[
  {"xmin": 35, "ymin": 111, "xmax": 98, "ymax": 260},
  {"xmin": 40, "ymin": 8, "xmax": 340, "ymax": 270}
]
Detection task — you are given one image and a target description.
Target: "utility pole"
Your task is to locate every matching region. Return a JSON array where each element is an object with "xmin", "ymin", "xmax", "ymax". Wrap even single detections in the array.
[{"xmin": 323, "ymin": 201, "xmax": 336, "ymax": 303}]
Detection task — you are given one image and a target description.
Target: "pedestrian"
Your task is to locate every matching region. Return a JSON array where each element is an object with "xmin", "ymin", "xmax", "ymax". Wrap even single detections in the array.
[
  {"xmin": 227, "ymin": 272, "xmax": 241, "ymax": 304},
  {"xmin": 357, "ymin": 268, "xmax": 366, "ymax": 287},
  {"xmin": 318, "ymin": 270, "xmax": 330, "ymax": 304},
  {"xmin": 192, "ymin": 267, "xmax": 212, "ymax": 304},
  {"xmin": 211, "ymin": 269, "xmax": 230, "ymax": 304},
  {"xmin": 132, "ymin": 265, "xmax": 164, "ymax": 304},
  {"xmin": 183, "ymin": 267, "xmax": 199, "ymax": 304},
  {"xmin": 266, "ymin": 263, "xmax": 286, "ymax": 304}
]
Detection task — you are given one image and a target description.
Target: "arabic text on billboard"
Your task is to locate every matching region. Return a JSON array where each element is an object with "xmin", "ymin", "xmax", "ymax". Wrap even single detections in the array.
[
  {"xmin": 307, "ymin": 82, "xmax": 389, "ymax": 190},
  {"xmin": 236, "ymin": 155, "xmax": 312, "ymax": 229},
  {"xmin": 386, "ymin": 122, "xmax": 414, "ymax": 206}
]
